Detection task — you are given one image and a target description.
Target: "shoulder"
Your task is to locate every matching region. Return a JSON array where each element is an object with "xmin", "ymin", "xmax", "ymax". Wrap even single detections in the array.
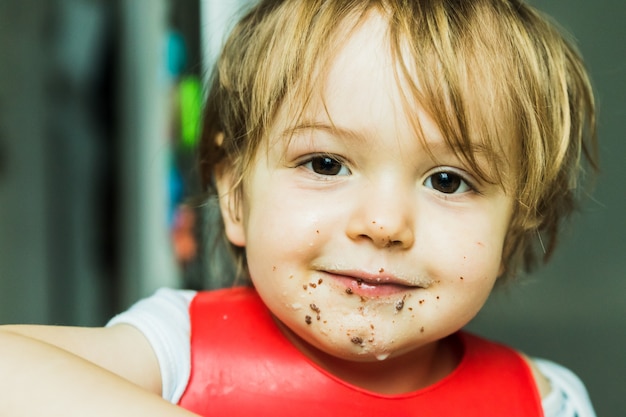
[
  {"xmin": 531, "ymin": 358, "xmax": 597, "ymax": 417},
  {"xmin": 521, "ymin": 354, "xmax": 552, "ymax": 399},
  {"xmin": 462, "ymin": 333, "xmax": 596, "ymax": 417},
  {"xmin": 108, "ymin": 288, "xmax": 196, "ymax": 337}
]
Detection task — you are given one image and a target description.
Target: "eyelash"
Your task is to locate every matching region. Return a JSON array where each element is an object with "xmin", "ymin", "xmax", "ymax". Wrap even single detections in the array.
[
  {"xmin": 297, "ymin": 154, "xmax": 351, "ymax": 177},
  {"xmin": 423, "ymin": 169, "xmax": 478, "ymax": 195}
]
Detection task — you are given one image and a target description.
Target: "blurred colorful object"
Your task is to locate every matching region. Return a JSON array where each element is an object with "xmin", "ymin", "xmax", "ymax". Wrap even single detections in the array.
[
  {"xmin": 171, "ymin": 204, "xmax": 197, "ymax": 264},
  {"xmin": 179, "ymin": 75, "xmax": 202, "ymax": 150}
]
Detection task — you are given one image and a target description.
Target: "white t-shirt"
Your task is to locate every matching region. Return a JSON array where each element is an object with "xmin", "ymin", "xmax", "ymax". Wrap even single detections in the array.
[{"xmin": 108, "ymin": 288, "xmax": 597, "ymax": 417}]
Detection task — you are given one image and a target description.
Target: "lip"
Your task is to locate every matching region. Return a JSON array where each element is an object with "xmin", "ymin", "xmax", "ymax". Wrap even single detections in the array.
[{"xmin": 322, "ymin": 269, "xmax": 427, "ymax": 297}]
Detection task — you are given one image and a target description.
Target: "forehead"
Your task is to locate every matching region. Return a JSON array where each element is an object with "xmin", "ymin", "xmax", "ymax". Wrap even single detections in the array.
[{"xmin": 304, "ymin": 13, "xmax": 403, "ymax": 131}]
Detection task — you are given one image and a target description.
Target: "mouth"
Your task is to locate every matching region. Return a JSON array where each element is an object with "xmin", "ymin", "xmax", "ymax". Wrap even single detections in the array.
[{"xmin": 321, "ymin": 269, "xmax": 430, "ymax": 297}]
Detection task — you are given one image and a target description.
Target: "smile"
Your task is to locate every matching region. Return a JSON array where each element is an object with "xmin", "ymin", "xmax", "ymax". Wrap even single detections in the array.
[{"xmin": 321, "ymin": 269, "xmax": 430, "ymax": 298}]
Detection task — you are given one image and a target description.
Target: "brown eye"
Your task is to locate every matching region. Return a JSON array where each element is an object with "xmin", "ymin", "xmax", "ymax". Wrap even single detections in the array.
[
  {"xmin": 306, "ymin": 156, "xmax": 349, "ymax": 176},
  {"xmin": 424, "ymin": 171, "xmax": 470, "ymax": 194}
]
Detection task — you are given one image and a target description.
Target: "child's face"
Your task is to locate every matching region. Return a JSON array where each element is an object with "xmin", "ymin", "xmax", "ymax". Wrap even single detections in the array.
[{"xmin": 220, "ymin": 13, "xmax": 514, "ymax": 363}]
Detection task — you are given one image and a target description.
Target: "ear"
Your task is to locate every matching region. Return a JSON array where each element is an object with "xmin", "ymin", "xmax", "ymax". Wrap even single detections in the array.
[{"xmin": 215, "ymin": 140, "xmax": 246, "ymax": 248}]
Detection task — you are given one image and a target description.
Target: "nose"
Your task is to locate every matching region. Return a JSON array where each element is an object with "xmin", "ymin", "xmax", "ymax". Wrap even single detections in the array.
[{"xmin": 345, "ymin": 180, "xmax": 415, "ymax": 249}]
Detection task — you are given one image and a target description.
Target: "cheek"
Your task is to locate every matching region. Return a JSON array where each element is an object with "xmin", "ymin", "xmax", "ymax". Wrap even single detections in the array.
[
  {"xmin": 423, "ymin": 207, "xmax": 509, "ymax": 282},
  {"xmin": 243, "ymin": 188, "xmax": 326, "ymax": 276}
]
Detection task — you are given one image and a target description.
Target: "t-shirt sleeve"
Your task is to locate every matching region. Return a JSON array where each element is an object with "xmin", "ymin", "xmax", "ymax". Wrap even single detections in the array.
[
  {"xmin": 106, "ymin": 288, "xmax": 196, "ymax": 404},
  {"xmin": 537, "ymin": 358, "xmax": 597, "ymax": 417}
]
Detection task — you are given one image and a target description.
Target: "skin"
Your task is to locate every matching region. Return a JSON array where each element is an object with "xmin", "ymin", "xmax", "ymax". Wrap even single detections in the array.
[
  {"xmin": 218, "ymin": 12, "xmax": 547, "ymax": 394},
  {"xmin": 0, "ymin": 324, "xmax": 198, "ymax": 416}
]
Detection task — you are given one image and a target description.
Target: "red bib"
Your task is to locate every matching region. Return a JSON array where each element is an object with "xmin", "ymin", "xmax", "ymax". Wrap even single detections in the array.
[{"xmin": 179, "ymin": 287, "xmax": 543, "ymax": 416}]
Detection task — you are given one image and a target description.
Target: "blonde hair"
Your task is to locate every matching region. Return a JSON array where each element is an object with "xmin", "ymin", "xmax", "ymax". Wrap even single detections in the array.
[{"xmin": 199, "ymin": 0, "xmax": 597, "ymax": 282}]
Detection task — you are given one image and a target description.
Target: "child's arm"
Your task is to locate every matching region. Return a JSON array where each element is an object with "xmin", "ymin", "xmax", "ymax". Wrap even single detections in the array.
[{"xmin": 0, "ymin": 324, "xmax": 199, "ymax": 416}]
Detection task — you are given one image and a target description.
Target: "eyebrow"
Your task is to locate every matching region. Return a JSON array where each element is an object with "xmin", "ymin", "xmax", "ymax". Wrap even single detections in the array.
[
  {"xmin": 425, "ymin": 141, "xmax": 496, "ymax": 158},
  {"xmin": 427, "ymin": 140, "xmax": 507, "ymax": 172},
  {"xmin": 279, "ymin": 121, "xmax": 366, "ymax": 143}
]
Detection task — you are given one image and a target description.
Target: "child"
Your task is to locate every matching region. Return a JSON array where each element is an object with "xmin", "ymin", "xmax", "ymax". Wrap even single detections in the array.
[{"xmin": 0, "ymin": 0, "xmax": 598, "ymax": 416}]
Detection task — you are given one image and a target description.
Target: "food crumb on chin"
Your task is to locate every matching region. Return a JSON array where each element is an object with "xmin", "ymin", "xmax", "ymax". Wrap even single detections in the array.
[{"xmin": 351, "ymin": 336, "xmax": 363, "ymax": 345}]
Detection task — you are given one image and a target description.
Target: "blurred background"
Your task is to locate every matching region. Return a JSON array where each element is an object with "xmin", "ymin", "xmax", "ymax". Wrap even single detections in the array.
[{"xmin": 0, "ymin": 0, "xmax": 623, "ymax": 414}]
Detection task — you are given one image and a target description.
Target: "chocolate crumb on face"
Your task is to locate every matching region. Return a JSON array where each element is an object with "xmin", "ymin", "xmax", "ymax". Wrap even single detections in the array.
[
  {"xmin": 318, "ymin": 278, "xmax": 323, "ymax": 285},
  {"xmin": 379, "ymin": 267, "xmax": 384, "ymax": 273},
  {"xmin": 420, "ymin": 326, "xmax": 425, "ymax": 333},
  {"xmin": 303, "ymin": 284, "xmax": 308, "ymax": 290},
  {"xmin": 395, "ymin": 299, "xmax": 405, "ymax": 311},
  {"xmin": 309, "ymin": 282, "xmax": 317, "ymax": 288},
  {"xmin": 310, "ymin": 303, "xmax": 321, "ymax": 313},
  {"xmin": 345, "ymin": 288, "xmax": 353, "ymax": 295},
  {"xmin": 305, "ymin": 315, "xmax": 312, "ymax": 325},
  {"xmin": 351, "ymin": 336, "xmax": 363, "ymax": 345}
]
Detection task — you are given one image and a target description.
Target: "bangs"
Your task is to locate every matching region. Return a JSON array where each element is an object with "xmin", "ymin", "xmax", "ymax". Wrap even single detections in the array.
[{"xmin": 216, "ymin": 1, "xmax": 373, "ymax": 172}]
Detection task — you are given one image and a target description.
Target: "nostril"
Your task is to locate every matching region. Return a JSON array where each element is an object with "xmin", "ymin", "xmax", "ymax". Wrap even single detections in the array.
[
  {"xmin": 383, "ymin": 237, "xmax": 401, "ymax": 248},
  {"xmin": 349, "ymin": 213, "xmax": 414, "ymax": 249}
]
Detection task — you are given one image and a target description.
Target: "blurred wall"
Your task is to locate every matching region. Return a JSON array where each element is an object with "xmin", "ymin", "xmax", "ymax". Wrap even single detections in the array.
[{"xmin": 0, "ymin": 0, "xmax": 116, "ymax": 325}]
